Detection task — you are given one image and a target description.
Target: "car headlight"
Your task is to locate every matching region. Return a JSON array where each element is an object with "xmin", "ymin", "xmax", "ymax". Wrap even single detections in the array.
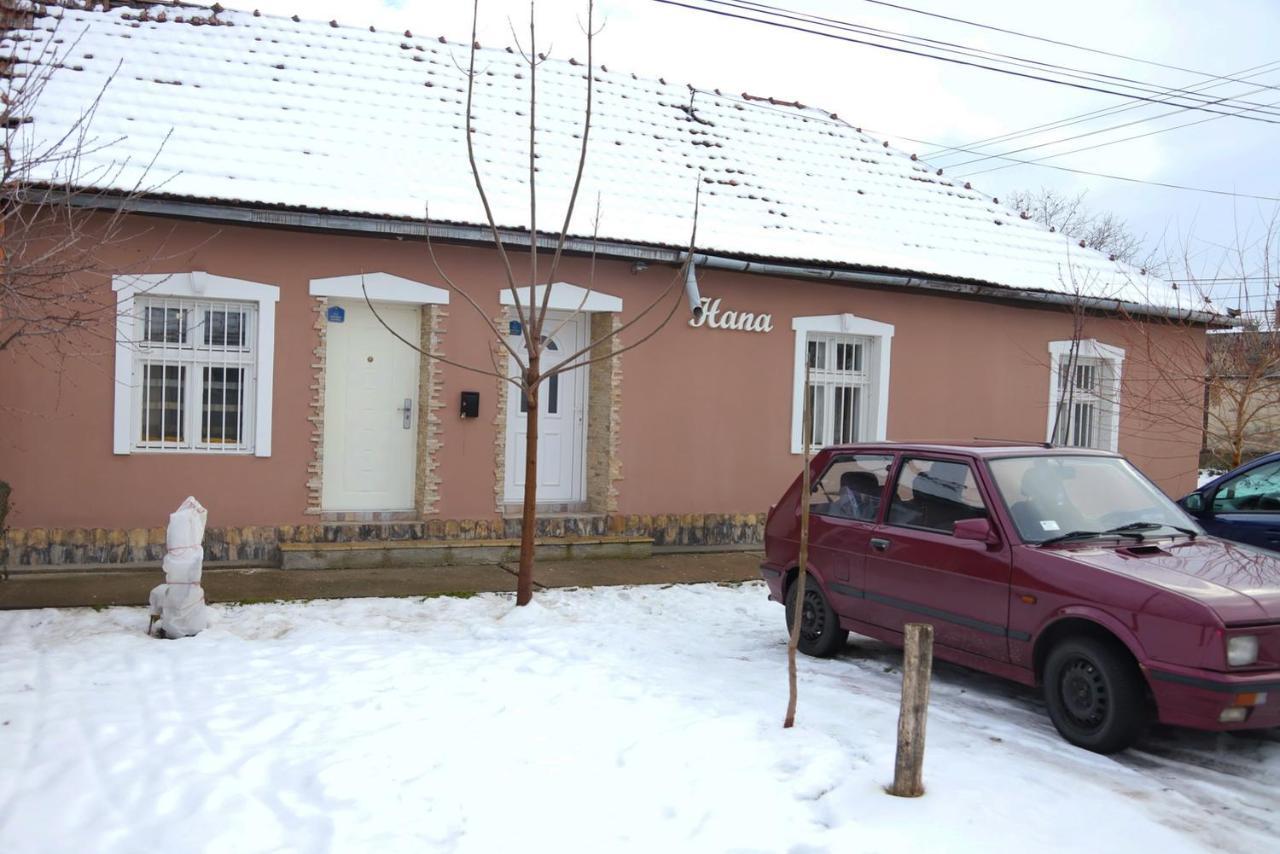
[{"xmin": 1227, "ymin": 635, "xmax": 1259, "ymax": 667}]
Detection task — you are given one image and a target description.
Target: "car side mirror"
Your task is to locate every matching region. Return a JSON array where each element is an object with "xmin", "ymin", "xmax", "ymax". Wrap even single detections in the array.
[
  {"xmin": 954, "ymin": 517, "xmax": 998, "ymax": 546},
  {"xmin": 1182, "ymin": 493, "xmax": 1205, "ymax": 513}
]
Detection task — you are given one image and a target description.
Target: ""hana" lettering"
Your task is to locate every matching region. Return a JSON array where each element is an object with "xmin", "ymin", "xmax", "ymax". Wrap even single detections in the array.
[{"xmin": 688, "ymin": 297, "xmax": 774, "ymax": 333}]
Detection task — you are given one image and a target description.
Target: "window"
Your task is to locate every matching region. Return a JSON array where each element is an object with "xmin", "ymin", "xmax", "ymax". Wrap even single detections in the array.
[
  {"xmin": 791, "ymin": 314, "xmax": 894, "ymax": 453},
  {"xmin": 1047, "ymin": 339, "xmax": 1123, "ymax": 452},
  {"xmin": 1211, "ymin": 460, "xmax": 1280, "ymax": 513},
  {"xmin": 810, "ymin": 454, "xmax": 894, "ymax": 522},
  {"xmin": 888, "ymin": 458, "xmax": 988, "ymax": 534},
  {"xmin": 805, "ymin": 334, "xmax": 869, "ymax": 446},
  {"xmin": 114, "ymin": 273, "xmax": 279, "ymax": 457},
  {"xmin": 989, "ymin": 455, "xmax": 1193, "ymax": 543},
  {"xmin": 518, "ymin": 337, "xmax": 560, "ymax": 415},
  {"xmin": 131, "ymin": 297, "xmax": 257, "ymax": 451}
]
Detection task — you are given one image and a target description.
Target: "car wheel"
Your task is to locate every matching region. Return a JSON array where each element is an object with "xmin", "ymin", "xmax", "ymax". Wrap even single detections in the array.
[
  {"xmin": 785, "ymin": 578, "xmax": 848, "ymax": 658},
  {"xmin": 1043, "ymin": 636, "xmax": 1149, "ymax": 753}
]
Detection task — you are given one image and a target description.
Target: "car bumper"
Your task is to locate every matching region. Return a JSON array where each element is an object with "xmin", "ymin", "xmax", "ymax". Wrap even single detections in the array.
[
  {"xmin": 1145, "ymin": 662, "xmax": 1280, "ymax": 730},
  {"xmin": 760, "ymin": 563, "xmax": 784, "ymax": 602}
]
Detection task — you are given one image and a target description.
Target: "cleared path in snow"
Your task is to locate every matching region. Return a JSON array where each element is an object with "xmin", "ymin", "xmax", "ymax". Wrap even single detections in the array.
[{"xmin": 0, "ymin": 583, "xmax": 1274, "ymax": 853}]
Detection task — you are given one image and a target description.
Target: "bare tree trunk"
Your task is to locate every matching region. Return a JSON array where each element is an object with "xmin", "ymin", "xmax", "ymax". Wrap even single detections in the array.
[
  {"xmin": 517, "ymin": 360, "xmax": 540, "ymax": 606},
  {"xmin": 784, "ymin": 364, "xmax": 813, "ymax": 729}
]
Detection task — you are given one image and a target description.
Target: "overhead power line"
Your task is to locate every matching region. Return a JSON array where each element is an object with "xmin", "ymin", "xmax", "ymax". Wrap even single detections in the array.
[
  {"xmin": 952, "ymin": 91, "xmax": 1280, "ymax": 177},
  {"xmin": 926, "ymin": 60, "xmax": 1280, "ymax": 165},
  {"xmin": 853, "ymin": 0, "xmax": 1280, "ymax": 88},
  {"xmin": 656, "ymin": 0, "xmax": 1280, "ymax": 123},
  {"xmin": 696, "ymin": 87, "xmax": 1280, "ymax": 203},
  {"xmin": 730, "ymin": 2, "xmax": 1280, "ymax": 168}
]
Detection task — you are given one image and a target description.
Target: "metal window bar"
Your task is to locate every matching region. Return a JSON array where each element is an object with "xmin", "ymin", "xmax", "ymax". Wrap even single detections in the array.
[
  {"xmin": 132, "ymin": 296, "xmax": 256, "ymax": 453},
  {"xmin": 807, "ymin": 333, "xmax": 870, "ymax": 446},
  {"xmin": 1056, "ymin": 357, "xmax": 1113, "ymax": 449}
]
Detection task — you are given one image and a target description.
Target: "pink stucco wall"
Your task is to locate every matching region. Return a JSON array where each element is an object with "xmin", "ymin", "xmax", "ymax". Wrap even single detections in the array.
[{"xmin": 0, "ymin": 215, "xmax": 1206, "ymax": 530}]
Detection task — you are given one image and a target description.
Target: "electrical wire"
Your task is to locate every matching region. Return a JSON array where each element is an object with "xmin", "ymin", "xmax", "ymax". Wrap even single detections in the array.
[
  {"xmin": 662, "ymin": 0, "xmax": 1280, "ymax": 122},
  {"xmin": 952, "ymin": 92, "xmax": 1280, "ymax": 177},
  {"xmin": 930, "ymin": 62, "xmax": 1280, "ymax": 166},
  {"xmin": 852, "ymin": 0, "xmax": 1279, "ymax": 88},
  {"xmin": 694, "ymin": 86, "xmax": 1280, "ymax": 203}
]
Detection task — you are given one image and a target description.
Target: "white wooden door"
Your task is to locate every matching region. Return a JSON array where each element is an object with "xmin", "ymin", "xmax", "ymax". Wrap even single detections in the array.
[
  {"xmin": 504, "ymin": 314, "xmax": 589, "ymax": 505},
  {"xmin": 321, "ymin": 299, "xmax": 420, "ymax": 511}
]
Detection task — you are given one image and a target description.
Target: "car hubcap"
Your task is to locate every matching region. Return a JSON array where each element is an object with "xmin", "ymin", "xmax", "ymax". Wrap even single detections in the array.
[
  {"xmin": 1060, "ymin": 657, "xmax": 1108, "ymax": 731},
  {"xmin": 800, "ymin": 589, "xmax": 825, "ymax": 641}
]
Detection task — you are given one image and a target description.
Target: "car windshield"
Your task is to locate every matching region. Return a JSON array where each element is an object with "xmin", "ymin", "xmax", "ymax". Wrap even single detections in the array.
[{"xmin": 987, "ymin": 455, "xmax": 1198, "ymax": 545}]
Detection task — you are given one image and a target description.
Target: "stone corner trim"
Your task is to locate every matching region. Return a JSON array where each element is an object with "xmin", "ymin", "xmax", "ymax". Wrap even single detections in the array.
[
  {"xmin": 305, "ymin": 296, "xmax": 329, "ymax": 514},
  {"xmin": 415, "ymin": 305, "xmax": 447, "ymax": 516}
]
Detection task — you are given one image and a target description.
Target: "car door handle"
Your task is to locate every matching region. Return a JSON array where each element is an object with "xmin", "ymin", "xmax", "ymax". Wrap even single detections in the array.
[{"xmin": 870, "ymin": 537, "xmax": 891, "ymax": 552}]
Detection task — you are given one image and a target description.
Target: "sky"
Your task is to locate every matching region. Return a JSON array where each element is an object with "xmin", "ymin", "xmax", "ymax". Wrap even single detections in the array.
[{"xmin": 233, "ymin": 0, "xmax": 1280, "ymax": 310}]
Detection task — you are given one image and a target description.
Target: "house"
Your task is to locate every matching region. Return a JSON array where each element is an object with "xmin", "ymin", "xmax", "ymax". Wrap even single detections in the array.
[{"xmin": 0, "ymin": 2, "xmax": 1216, "ymax": 567}]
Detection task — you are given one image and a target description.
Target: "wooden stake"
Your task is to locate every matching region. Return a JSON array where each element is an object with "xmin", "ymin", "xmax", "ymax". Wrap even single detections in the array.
[
  {"xmin": 888, "ymin": 622, "xmax": 934, "ymax": 797},
  {"xmin": 784, "ymin": 362, "xmax": 813, "ymax": 729}
]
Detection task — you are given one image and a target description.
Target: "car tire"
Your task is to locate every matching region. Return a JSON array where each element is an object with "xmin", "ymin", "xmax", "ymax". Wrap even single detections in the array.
[
  {"xmin": 785, "ymin": 577, "xmax": 848, "ymax": 658},
  {"xmin": 1043, "ymin": 636, "xmax": 1149, "ymax": 753}
]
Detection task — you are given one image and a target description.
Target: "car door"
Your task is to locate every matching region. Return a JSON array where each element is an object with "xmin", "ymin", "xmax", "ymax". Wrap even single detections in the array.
[
  {"xmin": 1201, "ymin": 459, "xmax": 1280, "ymax": 550},
  {"xmin": 804, "ymin": 453, "xmax": 895, "ymax": 614},
  {"xmin": 862, "ymin": 455, "xmax": 1014, "ymax": 661}
]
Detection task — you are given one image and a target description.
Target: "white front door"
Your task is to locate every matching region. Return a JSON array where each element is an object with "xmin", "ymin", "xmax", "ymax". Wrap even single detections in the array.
[
  {"xmin": 321, "ymin": 299, "xmax": 420, "ymax": 511},
  {"xmin": 504, "ymin": 313, "xmax": 589, "ymax": 505}
]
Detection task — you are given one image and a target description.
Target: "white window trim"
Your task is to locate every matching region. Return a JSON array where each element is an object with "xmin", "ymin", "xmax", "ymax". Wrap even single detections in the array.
[
  {"xmin": 309, "ymin": 272, "xmax": 450, "ymax": 305},
  {"xmin": 500, "ymin": 282, "xmax": 622, "ymax": 313},
  {"xmin": 1046, "ymin": 338, "xmax": 1125, "ymax": 451},
  {"xmin": 791, "ymin": 314, "xmax": 894, "ymax": 454},
  {"xmin": 113, "ymin": 272, "xmax": 280, "ymax": 457}
]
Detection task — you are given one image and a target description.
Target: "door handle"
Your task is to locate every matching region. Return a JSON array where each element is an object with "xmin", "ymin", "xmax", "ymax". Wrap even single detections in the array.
[
  {"xmin": 400, "ymin": 397, "xmax": 413, "ymax": 429},
  {"xmin": 870, "ymin": 537, "xmax": 890, "ymax": 552}
]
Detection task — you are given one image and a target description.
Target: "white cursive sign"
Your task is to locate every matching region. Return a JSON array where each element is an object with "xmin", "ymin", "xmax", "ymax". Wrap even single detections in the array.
[{"xmin": 688, "ymin": 297, "xmax": 774, "ymax": 333}]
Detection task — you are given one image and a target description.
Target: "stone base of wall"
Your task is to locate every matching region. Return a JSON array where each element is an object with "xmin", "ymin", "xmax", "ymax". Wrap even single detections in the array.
[{"xmin": 3, "ymin": 513, "xmax": 766, "ymax": 568}]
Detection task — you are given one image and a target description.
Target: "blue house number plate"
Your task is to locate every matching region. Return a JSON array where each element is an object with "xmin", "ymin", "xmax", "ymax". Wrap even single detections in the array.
[{"xmin": 327, "ymin": 306, "xmax": 346, "ymax": 323}]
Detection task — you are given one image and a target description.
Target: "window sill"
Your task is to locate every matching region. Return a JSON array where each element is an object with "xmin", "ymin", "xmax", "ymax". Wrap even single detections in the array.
[{"xmin": 127, "ymin": 448, "xmax": 257, "ymax": 456}]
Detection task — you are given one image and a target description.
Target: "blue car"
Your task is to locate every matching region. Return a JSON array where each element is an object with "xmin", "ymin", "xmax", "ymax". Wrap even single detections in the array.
[{"xmin": 1179, "ymin": 451, "xmax": 1280, "ymax": 551}]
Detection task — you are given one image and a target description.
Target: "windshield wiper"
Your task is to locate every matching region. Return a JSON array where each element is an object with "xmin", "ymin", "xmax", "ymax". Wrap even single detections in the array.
[
  {"xmin": 1038, "ymin": 529, "xmax": 1147, "ymax": 547},
  {"xmin": 1105, "ymin": 521, "xmax": 1198, "ymax": 539}
]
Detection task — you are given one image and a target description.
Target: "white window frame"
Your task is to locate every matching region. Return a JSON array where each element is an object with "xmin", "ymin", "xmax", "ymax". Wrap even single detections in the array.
[
  {"xmin": 791, "ymin": 314, "xmax": 894, "ymax": 454},
  {"xmin": 1046, "ymin": 338, "xmax": 1125, "ymax": 452},
  {"xmin": 114, "ymin": 272, "xmax": 279, "ymax": 457}
]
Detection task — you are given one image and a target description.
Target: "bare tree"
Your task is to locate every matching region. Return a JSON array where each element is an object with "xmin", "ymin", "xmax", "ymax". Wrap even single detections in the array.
[
  {"xmin": 1193, "ymin": 212, "xmax": 1280, "ymax": 467},
  {"xmin": 364, "ymin": 0, "xmax": 702, "ymax": 606},
  {"xmin": 1, "ymin": 6, "xmax": 176, "ymax": 365},
  {"xmin": 1008, "ymin": 187, "xmax": 1146, "ymax": 266},
  {"xmin": 1044, "ymin": 211, "xmax": 1280, "ymax": 480}
]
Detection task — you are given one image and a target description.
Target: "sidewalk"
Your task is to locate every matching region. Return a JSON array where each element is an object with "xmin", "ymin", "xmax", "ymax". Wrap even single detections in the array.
[{"xmin": 0, "ymin": 551, "xmax": 764, "ymax": 610}]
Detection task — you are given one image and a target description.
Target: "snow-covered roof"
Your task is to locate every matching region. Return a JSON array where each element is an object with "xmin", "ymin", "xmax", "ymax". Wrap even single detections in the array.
[{"xmin": 4, "ymin": 1, "xmax": 1201, "ymax": 310}]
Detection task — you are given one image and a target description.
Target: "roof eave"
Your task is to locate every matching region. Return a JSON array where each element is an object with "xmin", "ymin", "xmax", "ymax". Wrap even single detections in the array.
[{"xmin": 35, "ymin": 189, "xmax": 1226, "ymax": 326}]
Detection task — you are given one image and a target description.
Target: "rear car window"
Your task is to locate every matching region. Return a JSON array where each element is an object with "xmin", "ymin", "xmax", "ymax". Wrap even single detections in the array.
[{"xmin": 809, "ymin": 454, "xmax": 894, "ymax": 522}]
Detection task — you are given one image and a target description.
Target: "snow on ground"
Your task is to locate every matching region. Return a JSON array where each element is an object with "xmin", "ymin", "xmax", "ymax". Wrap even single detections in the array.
[{"xmin": 1, "ymin": 583, "xmax": 1276, "ymax": 853}]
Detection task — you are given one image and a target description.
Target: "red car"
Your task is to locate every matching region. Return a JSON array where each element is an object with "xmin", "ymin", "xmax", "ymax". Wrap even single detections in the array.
[{"xmin": 760, "ymin": 443, "xmax": 1280, "ymax": 753}]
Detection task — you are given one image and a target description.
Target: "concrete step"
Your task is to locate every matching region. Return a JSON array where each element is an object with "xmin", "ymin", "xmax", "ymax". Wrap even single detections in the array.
[{"xmin": 278, "ymin": 535, "xmax": 654, "ymax": 570}]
